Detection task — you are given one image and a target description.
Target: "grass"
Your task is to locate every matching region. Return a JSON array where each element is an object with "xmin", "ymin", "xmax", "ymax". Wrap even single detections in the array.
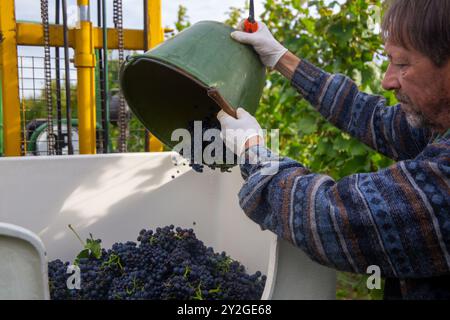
[{"xmin": 336, "ymin": 272, "xmax": 385, "ymax": 300}]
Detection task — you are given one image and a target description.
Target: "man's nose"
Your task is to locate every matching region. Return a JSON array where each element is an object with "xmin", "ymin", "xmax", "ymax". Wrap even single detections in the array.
[{"xmin": 381, "ymin": 63, "xmax": 400, "ymax": 91}]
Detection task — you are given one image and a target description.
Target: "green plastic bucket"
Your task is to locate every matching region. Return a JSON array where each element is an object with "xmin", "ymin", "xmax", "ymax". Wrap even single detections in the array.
[{"xmin": 119, "ymin": 21, "xmax": 266, "ymax": 151}]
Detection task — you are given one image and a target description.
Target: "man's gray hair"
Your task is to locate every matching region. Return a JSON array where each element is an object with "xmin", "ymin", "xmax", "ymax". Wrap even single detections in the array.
[{"xmin": 382, "ymin": 0, "xmax": 450, "ymax": 67}]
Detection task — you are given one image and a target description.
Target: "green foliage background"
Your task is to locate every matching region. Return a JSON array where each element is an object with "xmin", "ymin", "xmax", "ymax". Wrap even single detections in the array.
[{"xmin": 256, "ymin": 0, "xmax": 395, "ymax": 180}]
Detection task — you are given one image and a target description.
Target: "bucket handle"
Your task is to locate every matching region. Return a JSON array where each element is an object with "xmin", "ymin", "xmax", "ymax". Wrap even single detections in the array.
[{"xmin": 207, "ymin": 88, "xmax": 237, "ymax": 119}]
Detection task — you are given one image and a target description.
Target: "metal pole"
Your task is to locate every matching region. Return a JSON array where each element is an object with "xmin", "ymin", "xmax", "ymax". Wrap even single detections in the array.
[
  {"xmin": 143, "ymin": 0, "xmax": 150, "ymax": 152},
  {"xmin": 96, "ymin": 0, "xmax": 103, "ymax": 153},
  {"xmin": 147, "ymin": 0, "xmax": 164, "ymax": 152},
  {"xmin": 62, "ymin": 0, "xmax": 74, "ymax": 154},
  {"xmin": 0, "ymin": 70, "xmax": 3, "ymax": 156},
  {"xmin": 101, "ymin": 0, "xmax": 110, "ymax": 153},
  {"xmin": 143, "ymin": 0, "xmax": 149, "ymax": 50},
  {"xmin": 55, "ymin": 0, "xmax": 63, "ymax": 155},
  {"xmin": 75, "ymin": 0, "xmax": 97, "ymax": 154},
  {"xmin": 0, "ymin": 0, "xmax": 22, "ymax": 156}
]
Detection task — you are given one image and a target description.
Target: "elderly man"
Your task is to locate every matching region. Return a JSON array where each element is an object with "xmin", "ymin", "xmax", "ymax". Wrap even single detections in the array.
[{"xmin": 217, "ymin": 0, "xmax": 450, "ymax": 300}]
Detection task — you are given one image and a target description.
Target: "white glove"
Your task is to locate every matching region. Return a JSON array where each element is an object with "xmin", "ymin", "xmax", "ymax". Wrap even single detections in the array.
[
  {"xmin": 231, "ymin": 20, "xmax": 288, "ymax": 68},
  {"xmin": 217, "ymin": 108, "xmax": 265, "ymax": 156}
]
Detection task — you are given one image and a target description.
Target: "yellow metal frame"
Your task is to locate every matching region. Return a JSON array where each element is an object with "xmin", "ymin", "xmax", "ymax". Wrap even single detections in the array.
[
  {"xmin": 148, "ymin": 0, "xmax": 164, "ymax": 152},
  {"xmin": 0, "ymin": 0, "xmax": 22, "ymax": 156},
  {"xmin": 75, "ymin": 0, "xmax": 96, "ymax": 154},
  {"xmin": 0, "ymin": 0, "xmax": 167, "ymax": 156},
  {"xmin": 16, "ymin": 22, "xmax": 173, "ymax": 50}
]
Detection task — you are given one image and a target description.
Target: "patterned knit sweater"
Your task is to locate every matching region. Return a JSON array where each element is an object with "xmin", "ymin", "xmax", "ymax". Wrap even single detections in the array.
[{"xmin": 238, "ymin": 59, "xmax": 450, "ymax": 300}]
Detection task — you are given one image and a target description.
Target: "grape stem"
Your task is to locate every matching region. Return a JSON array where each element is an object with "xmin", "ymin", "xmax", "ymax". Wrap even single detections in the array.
[{"xmin": 68, "ymin": 224, "xmax": 86, "ymax": 247}]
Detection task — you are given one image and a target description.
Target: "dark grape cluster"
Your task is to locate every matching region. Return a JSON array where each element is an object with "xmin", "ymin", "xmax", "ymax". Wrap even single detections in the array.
[
  {"xmin": 180, "ymin": 119, "xmax": 237, "ymax": 173},
  {"xmin": 48, "ymin": 225, "xmax": 266, "ymax": 300}
]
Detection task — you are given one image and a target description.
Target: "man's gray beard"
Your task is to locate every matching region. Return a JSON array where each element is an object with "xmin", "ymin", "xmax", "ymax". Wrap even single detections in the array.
[
  {"xmin": 404, "ymin": 108, "xmax": 434, "ymax": 130},
  {"xmin": 405, "ymin": 111, "xmax": 425, "ymax": 128},
  {"xmin": 397, "ymin": 92, "xmax": 424, "ymax": 128}
]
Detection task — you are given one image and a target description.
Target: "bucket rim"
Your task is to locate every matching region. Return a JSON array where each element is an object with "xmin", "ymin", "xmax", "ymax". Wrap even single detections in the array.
[{"xmin": 120, "ymin": 56, "xmax": 238, "ymax": 147}]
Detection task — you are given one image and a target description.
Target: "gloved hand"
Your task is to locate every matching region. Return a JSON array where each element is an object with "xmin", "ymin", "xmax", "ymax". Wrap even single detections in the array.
[
  {"xmin": 217, "ymin": 108, "xmax": 265, "ymax": 156},
  {"xmin": 231, "ymin": 20, "xmax": 288, "ymax": 68}
]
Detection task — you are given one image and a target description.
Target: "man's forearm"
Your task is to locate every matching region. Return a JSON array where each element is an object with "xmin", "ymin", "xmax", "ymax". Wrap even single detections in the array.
[
  {"xmin": 243, "ymin": 52, "xmax": 301, "ymax": 150},
  {"xmin": 275, "ymin": 51, "xmax": 301, "ymax": 80}
]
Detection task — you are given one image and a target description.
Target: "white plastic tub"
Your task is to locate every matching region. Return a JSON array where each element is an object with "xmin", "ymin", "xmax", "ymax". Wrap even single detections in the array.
[{"xmin": 0, "ymin": 152, "xmax": 336, "ymax": 299}]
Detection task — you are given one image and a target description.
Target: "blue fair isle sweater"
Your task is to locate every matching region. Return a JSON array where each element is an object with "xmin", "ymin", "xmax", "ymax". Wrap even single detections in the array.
[{"xmin": 238, "ymin": 59, "xmax": 450, "ymax": 300}]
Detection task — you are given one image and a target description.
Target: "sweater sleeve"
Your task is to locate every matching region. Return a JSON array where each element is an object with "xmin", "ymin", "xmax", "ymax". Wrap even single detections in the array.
[
  {"xmin": 291, "ymin": 59, "xmax": 436, "ymax": 161},
  {"xmin": 238, "ymin": 142, "xmax": 450, "ymax": 279}
]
